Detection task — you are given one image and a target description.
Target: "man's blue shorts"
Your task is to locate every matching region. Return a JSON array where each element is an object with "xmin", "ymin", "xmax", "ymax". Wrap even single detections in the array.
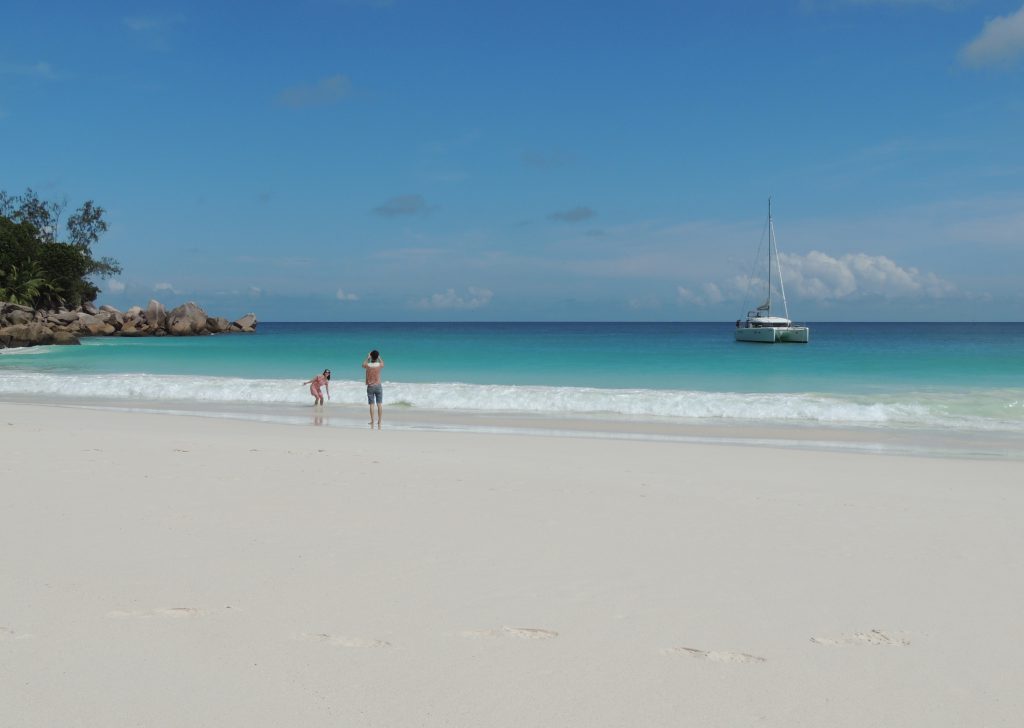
[{"xmin": 366, "ymin": 384, "xmax": 383, "ymax": 404}]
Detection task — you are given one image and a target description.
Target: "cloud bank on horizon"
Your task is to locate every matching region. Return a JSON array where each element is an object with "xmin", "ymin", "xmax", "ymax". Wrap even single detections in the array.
[
  {"xmin": 681, "ymin": 251, "xmax": 960, "ymax": 308},
  {"xmin": 2, "ymin": 0, "xmax": 1022, "ymax": 321}
]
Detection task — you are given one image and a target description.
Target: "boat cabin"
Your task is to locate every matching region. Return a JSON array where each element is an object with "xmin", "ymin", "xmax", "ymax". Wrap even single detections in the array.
[{"xmin": 737, "ymin": 314, "xmax": 793, "ymax": 328}]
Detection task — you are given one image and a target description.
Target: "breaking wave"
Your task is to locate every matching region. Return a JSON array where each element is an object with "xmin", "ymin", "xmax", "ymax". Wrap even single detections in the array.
[{"xmin": 1, "ymin": 371, "xmax": 1021, "ymax": 432}]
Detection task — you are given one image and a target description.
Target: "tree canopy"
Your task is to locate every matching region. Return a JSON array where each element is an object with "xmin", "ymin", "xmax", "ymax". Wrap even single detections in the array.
[{"xmin": 0, "ymin": 188, "xmax": 121, "ymax": 308}]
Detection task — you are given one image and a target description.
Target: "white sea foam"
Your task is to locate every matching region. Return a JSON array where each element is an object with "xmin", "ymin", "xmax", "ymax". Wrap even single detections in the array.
[
  {"xmin": 1, "ymin": 371, "xmax": 1021, "ymax": 432},
  {"xmin": 0, "ymin": 345, "xmax": 57, "ymax": 356}
]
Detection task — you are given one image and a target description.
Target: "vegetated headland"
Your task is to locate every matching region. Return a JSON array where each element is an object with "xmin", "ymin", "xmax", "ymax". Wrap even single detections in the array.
[{"xmin": 0, "ymin": 188, "xmax": 256, "ymax": 349}]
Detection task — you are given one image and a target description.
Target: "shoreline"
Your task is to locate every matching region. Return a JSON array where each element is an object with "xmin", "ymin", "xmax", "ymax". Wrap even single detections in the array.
[
  {"xmin": 3, "ymin": 322, "xmax": 1022, "ymax": 450},
  {"xmin": 3, "ymin": 400, "xmax": 1023, "ymax": 727},
  {"xmin": 3, "ymin": 394, "xmax": 1021, "ymax": 460}
]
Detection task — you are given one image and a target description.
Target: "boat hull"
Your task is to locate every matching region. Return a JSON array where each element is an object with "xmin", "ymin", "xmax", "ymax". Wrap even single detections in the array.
[{"xmin": 735, "ymin": 326, "xmax": 809, "ymax": 343}]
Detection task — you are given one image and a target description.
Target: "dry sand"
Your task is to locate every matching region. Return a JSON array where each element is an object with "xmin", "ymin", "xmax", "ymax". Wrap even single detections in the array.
[{"xmin": 1, "ymin": 401, "xmax": 1021, "ymax": 727}]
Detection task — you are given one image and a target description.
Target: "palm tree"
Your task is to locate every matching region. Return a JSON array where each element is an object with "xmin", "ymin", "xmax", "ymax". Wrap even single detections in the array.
[{"xmin": 0, "ymin": 261, "xmax": 47, "ymax": 306}]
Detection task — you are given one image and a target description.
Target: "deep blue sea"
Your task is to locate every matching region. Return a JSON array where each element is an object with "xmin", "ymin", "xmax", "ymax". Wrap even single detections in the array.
[{"xmin": 1, "ymin": 322, "xmax": 1022, "ymax": 439}]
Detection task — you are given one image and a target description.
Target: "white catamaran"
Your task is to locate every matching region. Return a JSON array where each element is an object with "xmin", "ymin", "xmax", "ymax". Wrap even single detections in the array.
[{"xmin": 735, "ymin": 200, "xmax": 810, "ymax": 343}]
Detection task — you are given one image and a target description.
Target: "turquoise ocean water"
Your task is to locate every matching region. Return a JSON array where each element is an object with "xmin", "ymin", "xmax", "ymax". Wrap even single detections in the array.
[{"xmin": 2, "ymin": 322, "xmax": 1022, "ymax": 449}]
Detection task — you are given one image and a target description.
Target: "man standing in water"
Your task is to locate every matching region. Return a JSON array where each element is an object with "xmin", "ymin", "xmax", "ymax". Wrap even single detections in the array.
[{"xmin": 363, "ymin": 350, "xmax": 384, "ymax": 429}]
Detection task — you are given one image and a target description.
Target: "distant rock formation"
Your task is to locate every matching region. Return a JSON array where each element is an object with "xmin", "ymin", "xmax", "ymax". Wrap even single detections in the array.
[{"xmin": 0, "ymin": 300, "xmax": 257, "ymax": 349}]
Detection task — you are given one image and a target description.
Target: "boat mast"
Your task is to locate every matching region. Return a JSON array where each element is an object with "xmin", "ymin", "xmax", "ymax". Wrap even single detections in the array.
[
  {"xmin": 767, "ymin": 198, "xmax": 772, "ymax": 316},
  {"xmin": 771, "ymin": 199, "xmax": 792, "ymax": 321}
]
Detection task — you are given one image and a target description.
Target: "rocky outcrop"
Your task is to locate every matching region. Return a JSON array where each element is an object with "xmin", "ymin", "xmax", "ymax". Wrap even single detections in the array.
[
  {"xmin": 146, "ymin": 299, "xmax": 167, "ymax": 330},
  {"xmin": 206, "ymin": 316, "xmax": 230, "ymax": 334},
  {"xmin": 167, "ymin": 302, "xmax": 208, "ymax": 335},
  {"xmin": 231, "ymin": 312, "xmax": 257, "ymax": 332},
  {"xmin": 0, "ymin": 321, "xmax": 56, "ymax": 347},
  {"xmin": 77, "ymin": 313, "xmax": 107, "ymax": 336},
  {"xmin": 4, "ymin": 305, "xmax": 34, "ymax": 326},
  {"xmin": 0, "ymin": 300, "xmax": 257, "ymax": 349},
  {"xmin": 52, "ymin": 331, "xmax": 82, "ymax": 346}
]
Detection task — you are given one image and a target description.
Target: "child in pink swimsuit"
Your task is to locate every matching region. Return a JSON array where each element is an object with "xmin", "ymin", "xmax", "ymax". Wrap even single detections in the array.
[{"xmin": 303, "ymin": 369, "xmax": 331, "ymax": 406}]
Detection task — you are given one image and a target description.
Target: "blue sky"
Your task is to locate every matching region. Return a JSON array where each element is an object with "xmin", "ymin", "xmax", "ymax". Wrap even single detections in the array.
[{"xmin": 3, "ymin": 0, "xmax": 1023, "ymax": 321}]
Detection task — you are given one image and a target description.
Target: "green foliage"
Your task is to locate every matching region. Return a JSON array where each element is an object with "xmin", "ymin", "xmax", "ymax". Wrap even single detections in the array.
[
  {"xmin": 0, "ymin": 261, "xmax": 48, "ymax": 306},
  {"xmin": 67, "ymin": 200, "xmax": 108, "ymax": 253},
  {"xmin": 6, "ymin": 188, "xmax": 65, "ymax": 244},
  {"xmin": 0, "ymin": 216, "xmax": 41, "ymax": 271},
  {"xmin": 37, "ymin": 243, "xmax": 95, "ymax": 308},
  {"xmin": 88, "ymin": 254, "xmax": 122, "ymax": 278},
  {"xmin": 0, "ymin": 188, "xmax": 120, "ymax": 307},
  {"xmin": 0, "ymin": 190, "xmax": 16, "ymax": 217}
]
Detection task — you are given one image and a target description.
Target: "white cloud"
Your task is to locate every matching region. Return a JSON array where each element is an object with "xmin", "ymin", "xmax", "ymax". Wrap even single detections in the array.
[
  {"xmin": 121, "ymin": 14, "xmax": 185, "ymax": 52},
  {"xmin": 248, "ymin": 286, "xmax": 263, "ymax": 297},
  {"xmin": 106, "ymin": 279, "xmax": 126, "ymax": 293},
  {"xmin": 960, "ymin": 4, "xmax": 1024, "ymax": 67},
  {"xmin": 277, "ymin": 75, "xmax": 352, "ymax": 107},
  {"xmin": 523, "ymin": 150, "xmax": 575, "ymax": 169},
  {"xmin": 153, "ymin": 282, "xmax": 181, "ymax": 295},
  {"xmin": 415, "ymin": 287, "xmax": 493, "ymax": 309},
  {"xmin": 677, "ymin": 282, "xmax": 725, "ymax": 306},
  {"xmin": 336, "ymin": 288, "xmax": 359, "ymax": 301},
  {"xmin": 780, "ymin": 251, "xmax": 957, "ymax": 300},
  {"xmin": 548, "ymin": 206, "xmax": 596, "ymax": 223},
  {"xmin": 628, "ymin": 295, "xmax": 662, "ymax": 310},
  {"xmin": 373, "ymin": 194, "xmax": 428, "ymax": 218}
]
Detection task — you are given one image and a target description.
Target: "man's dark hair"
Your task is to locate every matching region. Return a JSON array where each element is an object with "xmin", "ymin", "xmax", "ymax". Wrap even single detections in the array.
[{"xmin": 370, "ymin": 350, "xmax": 379, "ymax": 362}]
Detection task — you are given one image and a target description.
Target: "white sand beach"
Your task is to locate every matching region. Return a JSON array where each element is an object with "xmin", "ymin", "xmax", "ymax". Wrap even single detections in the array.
[{"xmin": 2, "ymin": 401, "xmax": 1022, "ymax": 727}]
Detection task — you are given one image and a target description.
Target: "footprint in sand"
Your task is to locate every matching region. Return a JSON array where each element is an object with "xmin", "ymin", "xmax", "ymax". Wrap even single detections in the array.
[
  {"xmin": 461, "ymin": 626, "xmax": 559, "ymax": 640},
  {"xmin": 297, "ymin": 632, "xmax": 391, "ymax": 648},
  {"xmin": 107, "ymin": 607, "xmax": 204, "ymax": 619},
  {"xmin": 0, "ymin": 627, "xmax": 33, "ymax": 641},
  {"xmin": 810, "ymin": 629, "xmax": 910, "ymax": 647},
  {"xmin": 660, "ymin": 646, "xmax": 766, "ymax": 663}
]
